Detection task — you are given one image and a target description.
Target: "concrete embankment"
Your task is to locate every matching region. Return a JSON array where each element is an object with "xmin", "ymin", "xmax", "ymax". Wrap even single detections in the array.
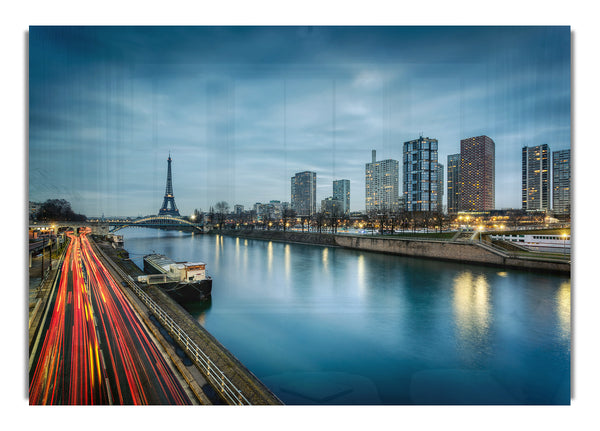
[
  {"xmin": 220, "ymin": 229, "xmax": 571, "ymax": 274},
  {"xmin": 93, "ymin": 237, "xmax": 282, "ymax": 405}
]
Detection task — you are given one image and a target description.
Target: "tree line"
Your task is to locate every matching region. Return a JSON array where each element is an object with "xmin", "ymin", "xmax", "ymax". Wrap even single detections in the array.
[
  {"xmin": 192, "ymin": 201, "xmax": 451, "ymax": 235},
  {"xmin": 31, "ymin": 199, "xmax": 87, "ymax": 221}
]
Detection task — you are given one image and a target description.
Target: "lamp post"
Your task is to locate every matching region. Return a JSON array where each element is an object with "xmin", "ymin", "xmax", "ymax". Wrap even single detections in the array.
[{"xmin": 562, "ymin": 233, "xmax": 567, "ymax": 255}]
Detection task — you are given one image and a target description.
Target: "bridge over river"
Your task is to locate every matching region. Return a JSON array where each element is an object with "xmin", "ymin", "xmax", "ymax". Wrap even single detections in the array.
[{"xmin": 30, "ymin": 215, "xmax": 205, "ymax": 236}]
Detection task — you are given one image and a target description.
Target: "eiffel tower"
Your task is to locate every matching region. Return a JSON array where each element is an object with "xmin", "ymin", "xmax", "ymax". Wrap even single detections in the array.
[{"xmin": 158, "ymin": 153, "xmax": 181, "ymax": 217}]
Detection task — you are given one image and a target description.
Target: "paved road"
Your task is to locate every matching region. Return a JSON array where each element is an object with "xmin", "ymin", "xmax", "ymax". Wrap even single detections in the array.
[{"xmin": 29, "ymin": 228, "xmax": 191, "ymax": 405}]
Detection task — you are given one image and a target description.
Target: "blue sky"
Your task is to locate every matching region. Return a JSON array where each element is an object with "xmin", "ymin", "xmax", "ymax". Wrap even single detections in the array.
[{"xmin": 28, "ymin": 26, "xmax": 571, "ymax": 216}]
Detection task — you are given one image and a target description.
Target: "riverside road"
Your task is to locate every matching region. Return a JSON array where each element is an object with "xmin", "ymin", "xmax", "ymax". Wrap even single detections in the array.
[{"xmin": 29, "ymin": 228, "xmax": 191, "ymax": 405}]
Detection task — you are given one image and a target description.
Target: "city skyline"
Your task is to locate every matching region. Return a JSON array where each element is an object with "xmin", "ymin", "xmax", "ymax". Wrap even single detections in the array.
[{"xmin": 29, "ymin": 26, "xmax": 571, "ymax": 216}]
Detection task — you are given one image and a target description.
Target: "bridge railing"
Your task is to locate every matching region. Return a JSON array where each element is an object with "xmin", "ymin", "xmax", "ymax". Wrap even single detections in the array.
[{"xmin": 93, "ymin": 242, "xmax": 251, "ymax": 405}]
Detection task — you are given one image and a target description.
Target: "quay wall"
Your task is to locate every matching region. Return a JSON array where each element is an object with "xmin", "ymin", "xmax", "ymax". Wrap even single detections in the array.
[{"xmin": 220, "ymin": 230, "xmax": 570, "ymax": 274}]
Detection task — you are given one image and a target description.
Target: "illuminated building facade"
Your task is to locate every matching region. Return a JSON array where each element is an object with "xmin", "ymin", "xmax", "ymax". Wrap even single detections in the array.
[
  {"xmin": 321, "ymin": 197, "xmax": 342, "ymax": 217},
  {"xmin": 365, "ymin": 150, "xmax": 399, "ymax": 212},
  {"xmin": 436, "ymin": 162, "xmax": 444, "ymax": 212},
  {"xmin": 460, "ymin": 135, "xmax": 495, "ymax": 211},
  {"xmin": 291, "ymin": 171, "xmax": 317, "ymax": 216},
  {"xmin": 447, "ymin": 153, "xmax": 461, "ymax": 213},
  {"xmin": 333, "ymin": 179, "xmax": 351, "ymax": 215},
  {"xmin": 402, "ymin": 136, "xmax": 439, "ymax": 212},
  {"xmin": 522, "ymin": 144, "xmax": 550, "ymax": 211},
  {"xmin": 552, "ymin": 149, "xmax": 571, "ymax": 215}
]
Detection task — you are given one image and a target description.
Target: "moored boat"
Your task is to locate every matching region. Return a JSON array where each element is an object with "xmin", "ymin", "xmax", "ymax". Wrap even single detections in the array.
[{"xmin": 139, "ymin": 253, "xmax": 212, "ymax": 301}]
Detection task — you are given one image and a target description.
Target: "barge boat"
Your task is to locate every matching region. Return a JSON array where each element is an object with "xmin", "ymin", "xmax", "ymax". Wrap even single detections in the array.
[{"xmin": 139, "ymin": 253, "xmax": 212, "ymax": 301}]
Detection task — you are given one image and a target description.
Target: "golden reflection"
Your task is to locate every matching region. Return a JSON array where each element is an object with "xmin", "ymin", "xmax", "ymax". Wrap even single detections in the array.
[
  {"xmin": 267, "ymin": 241, "xmax": 273, "ymax": 273},
  {"xmin": 357, "ymin": 254, "xmax": 366, "ymax": 295},
  {"xmin": 214, "ymin": 235, "xmax": 220, "ymax": 266},
  {"xmin": 284, "ymin": 244, "xmax": 291, "ymax": 280},
  {"xmin": 453, "ymin": 272, "xmax": 491, "ymax": 356},
  {"xmin": 556, "ymin": 281, "xmax": 571, "ymax": 341},
  {"xmin": 322, "ymin": 248, "xmax": 329, "ymax": 273},
  {"xmin": 235, "ymin": 237, "xmax": 240, "ymax": 263}
]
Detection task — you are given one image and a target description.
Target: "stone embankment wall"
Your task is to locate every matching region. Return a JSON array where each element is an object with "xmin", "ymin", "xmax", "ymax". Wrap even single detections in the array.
[
  {"xmin": 225, "ymin": 229, "xmax": 338, "ymax": 246},
  {"xmin": 220, "ymin": 230, "xmax": 570, "ymax": 274}
]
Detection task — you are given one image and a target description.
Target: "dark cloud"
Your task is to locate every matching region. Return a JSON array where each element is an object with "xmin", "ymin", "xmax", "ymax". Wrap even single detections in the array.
[{"xmin": 29, "ymin": 26, "xmax": 570, "ymax": 216}]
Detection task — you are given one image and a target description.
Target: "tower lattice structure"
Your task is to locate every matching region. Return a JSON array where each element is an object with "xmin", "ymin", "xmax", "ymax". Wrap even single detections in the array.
[{"xmin": 158, "ymin": 153, "xmax": 181, "ymax": 217}]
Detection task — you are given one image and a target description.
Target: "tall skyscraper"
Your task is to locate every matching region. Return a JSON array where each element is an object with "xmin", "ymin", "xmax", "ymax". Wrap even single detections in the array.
[
  {"xmin": 333, "ymin": 179, "xmax": 350, "ymax": 215},
  {"xmin": 460, "ymin": 135, "xmax": 495, "ymax": 211},
  {"xmin": 436, "ymin": 162, "xmax": 444, "ymax": 212},
  {"xmin": 552, "ymin": 149, "xmax": 571, "ymax": 215},
  {"xmin": 365, "ymin": 150, "xmax": 399, "ymax": 212},
  {"xmin": 447, "ymin": 153, "xmax": 461, "ymax": 213},
  {"xmin": 522, "ymin": 144, "xmax": 550, "ymax": 211},
  {"xmin": 291, "ymin": 171, "xmax": 317, "ymax": 216},
  {"xmin": 403, "ymin": 136, "xmax": 439, "ymax": 212}
]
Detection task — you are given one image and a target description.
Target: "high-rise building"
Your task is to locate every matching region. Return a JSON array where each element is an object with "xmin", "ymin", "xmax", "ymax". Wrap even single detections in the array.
[
  {"xmin": 269, "ymin": 200, "xmax": 283, "ymax": 219},
  {"xmin": 552, "ymin": 149, "xmax": 571, "ymax": 215},
  {"xmin": 234, "ymin": 204, "xmax": 244, "ymax": 215},
  {"xmin": 447, "ymin": 154, "xmax": 461, "ymax": 213},
  {"xmin": 460, "ymin": 136, "xmax": 495, "ymax": 211},
  {"xmin": 291, "ymin": 171, "xmax": 317, "ymax": 216},
  {"xmin": 321, "ymin": 197, "xmax": 342, "ymax": 217},
  {"xmin": 365, "ymin": 150, "xmax": 399, "ymax": 212},
  {"xmin": 522, "ymin": 144, "xmax": 550, "ymax": 211},
  {"xmin": 436, "ymin": 162, "xmax": 444, "ymax": 213},
  {"xmin": 403, "ymin": 136, "xmax": 439, "ymax": 212},
  {"xmin": 333, "ymin": 179, "xmax": 350, "ymax": 215}
]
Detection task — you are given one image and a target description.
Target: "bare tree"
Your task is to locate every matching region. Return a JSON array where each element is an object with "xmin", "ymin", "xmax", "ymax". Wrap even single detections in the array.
[
  {"xmin": 215, "ymin": 201, "xmax": 230, "ymax": 230},
  {"xmin": 282, "ymin": 208, "xmax": 296, "ymax": 232},
  {"xmin": 312, "ymin": 211, "xmax": 326, "ymax": 234}
]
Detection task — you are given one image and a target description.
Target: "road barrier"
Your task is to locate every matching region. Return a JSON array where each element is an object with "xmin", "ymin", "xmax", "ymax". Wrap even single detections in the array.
[{"xmin": 94, "ymin": 242, "xmax": 251, "ymax": 405}]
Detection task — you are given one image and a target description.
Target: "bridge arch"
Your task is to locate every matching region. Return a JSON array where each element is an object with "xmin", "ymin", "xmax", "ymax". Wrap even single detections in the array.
[{"xmin": 109, "ymin": 216, "xmax": 203, "ymax": 233}]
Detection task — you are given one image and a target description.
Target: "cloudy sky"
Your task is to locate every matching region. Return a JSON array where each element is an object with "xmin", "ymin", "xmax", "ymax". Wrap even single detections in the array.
[{"xmin": 28, "ymin": 26, "xmax": 571, "ymax": 217}]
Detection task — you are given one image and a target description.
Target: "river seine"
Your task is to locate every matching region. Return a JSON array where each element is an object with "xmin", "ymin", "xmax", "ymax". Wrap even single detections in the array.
[{"xmin": 120, "ymin": 229, "xmax": 571, "ymax": 405}]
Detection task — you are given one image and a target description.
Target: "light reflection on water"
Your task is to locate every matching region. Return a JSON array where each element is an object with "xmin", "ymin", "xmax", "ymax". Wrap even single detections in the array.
[
  {"xmin": 266, "ymin": 241, "xmax": 273, "ymax": 273},
  {"xmin": 556, "ymin": 281, "xmax": 571, "ymax": 342},
  {"xmin": 121, "ymin": 229, "xmax": 571, "ymax": 405},
  {"xmin": 284, "ymin": 244, "xmax": 291, "ymax": 281},
  {"xmin": 453, "ymin": 272, "xmax": 491, "ymax": 366},
  {"xmin": 322, "ymin": 247, "xmax": 329, "ymax": 273},
  {"xmin": 356, "ymin": 254, "xmax": 366, "ymax": 296}
]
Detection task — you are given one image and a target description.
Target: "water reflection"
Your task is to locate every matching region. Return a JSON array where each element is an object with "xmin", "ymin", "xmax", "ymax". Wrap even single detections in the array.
[
  {"xmin": 284, "ymin": 244, "xmax": 291, "ymax": 280},
  {"xmin": 357, "ymin": 255, "xmax": 366, "ymax": 295},
  {"xmin": 185, "ymin": 297, "xmax": 212, "ymax": 326},
  {"xmin": 214, "ymin": 235, "xmax": 221, "ymax": 267},
  {"xmin": 556, "ymin": 281, "xmax": 571, "ymax": 342},
  {"xmin": 453, "ymin": 271, "xmax": 491, "ymax": 365},
  {"xmin": 267, "ymin": 241, "xmax": 273, "ymax": 273},
  {"xmin": 119, "ymin": 229, "xmax": 571, "ymax": 405}
]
